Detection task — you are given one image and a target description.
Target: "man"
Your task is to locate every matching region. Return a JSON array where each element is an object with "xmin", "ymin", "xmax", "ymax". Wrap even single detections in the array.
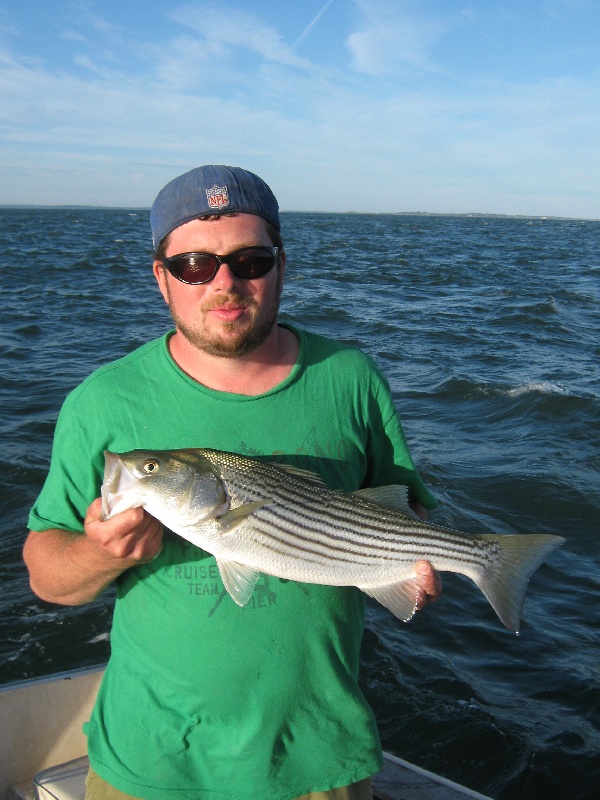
[{"xmin": 24, "ymin": 165, "xmax": 441, "ymax": 800}]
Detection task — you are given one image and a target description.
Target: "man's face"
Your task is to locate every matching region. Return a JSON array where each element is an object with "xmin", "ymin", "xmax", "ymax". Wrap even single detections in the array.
[{"xmin": 153, "ymin": 214, "xmax": 285, "ymax": 358}]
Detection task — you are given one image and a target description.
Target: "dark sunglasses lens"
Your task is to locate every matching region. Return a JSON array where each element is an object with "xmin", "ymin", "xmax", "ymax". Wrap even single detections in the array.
[
  {"xmin": 229, "ymin": 248, "xmax": 277, "ymax": 279},
  {"xmin": 166, "ymin": 254, "xmax": 217, "ymax": 284},
  {"xmin": 163, "ymin": 247, "xmax": 277, "ymax": 284}
]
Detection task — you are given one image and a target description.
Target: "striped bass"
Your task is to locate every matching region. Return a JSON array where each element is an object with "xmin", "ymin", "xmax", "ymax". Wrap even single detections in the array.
[{"xmin": 101, "ymin": 448, "xmax": 564, "ymax": 633}]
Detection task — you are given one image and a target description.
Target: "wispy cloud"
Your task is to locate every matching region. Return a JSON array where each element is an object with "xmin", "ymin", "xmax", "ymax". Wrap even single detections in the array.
[
  {"xmin": 346, "ymin": 0, "xmax": 451, "ymax": 76},
  {"xmin": 171, "ymin": 4, "xmax": 310, "ymax": 68}
]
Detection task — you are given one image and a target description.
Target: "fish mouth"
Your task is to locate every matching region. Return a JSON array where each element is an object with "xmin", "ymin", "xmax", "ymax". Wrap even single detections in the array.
[{"xmin": 100, "ymin": 451, "xmax": 142, "ymax": 520}]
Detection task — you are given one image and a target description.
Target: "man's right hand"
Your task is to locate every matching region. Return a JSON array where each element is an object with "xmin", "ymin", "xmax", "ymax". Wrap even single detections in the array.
[
  {"xmin": 85, "ymin": 498, "xmax": 164, "ymax": 564},
  {"xmin": 24, "ymin": 501, "xmax": 164, "ymax": 606}
]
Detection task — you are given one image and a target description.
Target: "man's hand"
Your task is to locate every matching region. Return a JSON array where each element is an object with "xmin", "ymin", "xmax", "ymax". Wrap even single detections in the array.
[
  {"xmin": 24, "ymin": 500, "xmax": 164, "ymax": 606},
  {"xmin": 85, "ymin": 498, "xmax": 164, "ymax": 565},
  {"xmin": 414, "ymin": 560, "xmax": 442, "ymax": 611},
  {"xmin": 407, "ymin": 500, "xmax": 442, "ymax": 612}
]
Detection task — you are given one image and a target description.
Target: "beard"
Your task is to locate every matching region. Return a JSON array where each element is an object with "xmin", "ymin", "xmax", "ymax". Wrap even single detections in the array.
[{"xmin": 166, "ymin": 276, "xmax": 282, "ymax": 359}]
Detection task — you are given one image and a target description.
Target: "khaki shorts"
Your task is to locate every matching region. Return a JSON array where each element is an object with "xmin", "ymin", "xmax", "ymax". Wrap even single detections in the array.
[{"xmin": 85, "ymin": 767, "xmax": 373, "ymax": 800}]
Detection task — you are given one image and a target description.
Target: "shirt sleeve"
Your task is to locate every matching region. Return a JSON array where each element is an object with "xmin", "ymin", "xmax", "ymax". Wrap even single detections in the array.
[
  {"xmin": 28, "ymin": 386, "xmax": 105, "ymax": 533},
  {"xmin": 363, "ymin": 359, "xmax": 437, "ymax": 510}
]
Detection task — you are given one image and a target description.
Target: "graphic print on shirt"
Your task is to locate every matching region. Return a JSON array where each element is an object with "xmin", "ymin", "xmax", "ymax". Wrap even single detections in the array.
[{"xmin": 163, "ymin": 536, "xmax": 288, "ymax": 617}]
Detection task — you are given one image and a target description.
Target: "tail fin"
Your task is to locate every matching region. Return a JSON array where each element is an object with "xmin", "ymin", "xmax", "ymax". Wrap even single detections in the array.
[{"xmin": 477, "ymin": 533, "xmax": 564, "ymax": 633}]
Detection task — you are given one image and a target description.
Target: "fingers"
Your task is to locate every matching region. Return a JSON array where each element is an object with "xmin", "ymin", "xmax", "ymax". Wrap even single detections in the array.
[
  {"xmin": 85, "ymin": 498, "xmax": 164, "ymax": 564},
  {"xmin": 414, "ymin": 560, "xmax": 442, "ymax": 611}
]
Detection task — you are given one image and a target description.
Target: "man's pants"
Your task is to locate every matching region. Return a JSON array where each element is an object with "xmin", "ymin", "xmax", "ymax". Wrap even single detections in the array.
[{"xmin": 85, "ymin": 767, "xmax": 373, "ymax": 800}]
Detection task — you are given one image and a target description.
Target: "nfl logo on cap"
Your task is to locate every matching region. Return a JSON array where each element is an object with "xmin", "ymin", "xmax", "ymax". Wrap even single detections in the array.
[{"xmin": 206, "ymin": 185, "xmax": 229, "ymax": 210}]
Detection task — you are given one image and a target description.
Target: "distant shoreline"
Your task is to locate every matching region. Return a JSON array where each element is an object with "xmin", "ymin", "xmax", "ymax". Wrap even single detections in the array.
[{"xmin": 0, "ymin": 205, "xmax": 598, "ymax": 222}]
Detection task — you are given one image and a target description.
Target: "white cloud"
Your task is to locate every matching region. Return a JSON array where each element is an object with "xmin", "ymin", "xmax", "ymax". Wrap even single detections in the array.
[
  {"xmin": 69, "ymin": 1, "xmax": 124, "ymax": 41},
  {"xmin": 149, "ymin": 4, "xmax": 317, "ymax": 94},
  {"xmin": 171, "ymin": 4, "xmax": 310, "ymax": 69},
  {"xmin": 346, "ymin": 0, "xmax": 450, "ymax": 76}
]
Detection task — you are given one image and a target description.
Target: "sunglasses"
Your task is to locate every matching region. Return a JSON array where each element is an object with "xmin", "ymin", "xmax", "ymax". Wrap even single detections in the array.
[{"xmin": 162, "ymin": 246, "xmax": 279, "ymax": 285}]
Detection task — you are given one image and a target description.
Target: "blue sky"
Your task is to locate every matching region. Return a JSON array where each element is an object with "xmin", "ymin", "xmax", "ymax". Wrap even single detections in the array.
[{"xmin": 1, "ymin": 0, "xmax": 598, "ymax": 217}]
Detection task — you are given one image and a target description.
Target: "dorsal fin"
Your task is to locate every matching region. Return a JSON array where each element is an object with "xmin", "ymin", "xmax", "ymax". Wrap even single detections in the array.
[
  {"xmin": 276, "ymin": 464, "xmax": 329, "ymax": 487},
  {"xmin": 352, "ymin": 485, "xmax": 412, "ymax": 514}
]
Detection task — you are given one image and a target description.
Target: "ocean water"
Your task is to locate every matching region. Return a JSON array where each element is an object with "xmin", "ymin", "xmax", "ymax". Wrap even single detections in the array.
[{"xmin": 1, "ymin": 208, "xmax": 598, "ymax": 799}]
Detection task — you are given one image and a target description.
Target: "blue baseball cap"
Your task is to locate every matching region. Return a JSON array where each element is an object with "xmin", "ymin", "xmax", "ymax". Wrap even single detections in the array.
[{"xmin": 150, "ymin": 165, "xmax": 280, "ymax": 249}]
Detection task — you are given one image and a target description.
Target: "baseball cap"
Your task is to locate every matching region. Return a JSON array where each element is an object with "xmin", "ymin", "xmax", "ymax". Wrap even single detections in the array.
[{"xmin": 150, "ymin": 165, "xmax": 280, "ymax": 249}]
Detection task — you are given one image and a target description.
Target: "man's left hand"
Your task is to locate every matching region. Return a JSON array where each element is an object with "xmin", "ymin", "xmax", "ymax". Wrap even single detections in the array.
[{"xmin": 414, "ymin": 560, "xmax": 442, "ymax": 611}]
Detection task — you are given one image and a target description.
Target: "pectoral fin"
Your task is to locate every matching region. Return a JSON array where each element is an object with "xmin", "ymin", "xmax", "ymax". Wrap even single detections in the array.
[
  {"xmin": 216, "ymin": 558, "xmax": 261, "ymax": 607},
  {"xmin": 360, "ymin": 577, "xmax": 421, "ymax": 622},
  {"xmin": 217, "ymin": 501, "xmax": 269, "ymax": 533}
]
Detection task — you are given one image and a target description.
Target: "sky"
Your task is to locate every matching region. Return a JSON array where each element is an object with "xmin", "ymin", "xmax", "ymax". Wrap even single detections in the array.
[{"xmin": 0, "ymin": 0, "xmax": 599, "ymax": 218}]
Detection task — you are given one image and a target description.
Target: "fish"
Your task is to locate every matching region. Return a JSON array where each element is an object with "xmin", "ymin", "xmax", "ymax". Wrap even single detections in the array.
[{"xmin": 100, "ymin": 447, "xmax": 565, "ymax": 633}]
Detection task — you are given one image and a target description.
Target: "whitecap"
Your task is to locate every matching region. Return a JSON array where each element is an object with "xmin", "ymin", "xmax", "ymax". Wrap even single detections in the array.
[
  {"xmin": 507, "ymin": 381, "xmax": 569, "ymax": 397},
  {"xmin": 87, "ymin": 632, "xmax": 110, "ymax": 645}
]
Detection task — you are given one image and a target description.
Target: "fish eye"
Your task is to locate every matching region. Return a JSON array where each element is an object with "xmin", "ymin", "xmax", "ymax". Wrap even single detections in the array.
[{"xmin": 143, "ymin": 459, "xmax": 160, "ymax": 474}]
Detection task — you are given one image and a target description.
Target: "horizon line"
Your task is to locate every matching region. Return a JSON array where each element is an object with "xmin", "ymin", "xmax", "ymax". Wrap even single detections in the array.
[{"xmin": 0, "ymin": 205, "xmax": 597, "ymax": 222}]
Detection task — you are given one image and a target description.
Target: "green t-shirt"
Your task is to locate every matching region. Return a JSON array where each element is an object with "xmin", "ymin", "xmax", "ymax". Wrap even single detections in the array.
[{"xmin": 29, "ymin": 325, "xmax": 435, "ymax": 800}]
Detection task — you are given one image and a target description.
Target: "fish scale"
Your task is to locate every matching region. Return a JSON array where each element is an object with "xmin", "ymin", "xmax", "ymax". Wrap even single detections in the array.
[{"xmin": 101, "ymin": 447, "xmax": 565, "ymax": 633}]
